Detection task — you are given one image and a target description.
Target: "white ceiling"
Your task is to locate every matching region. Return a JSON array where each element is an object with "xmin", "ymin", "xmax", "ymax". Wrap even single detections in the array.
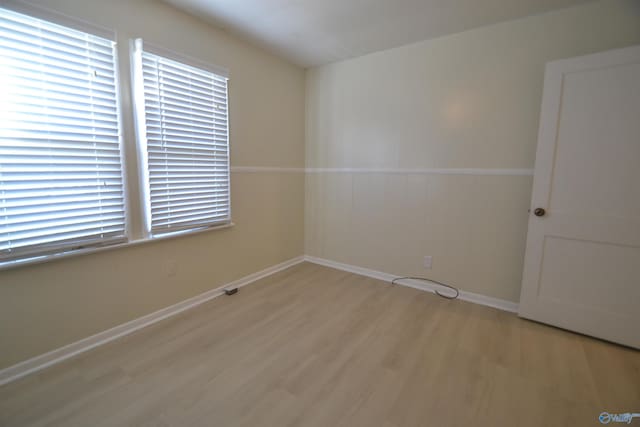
[{"xmin": 163, "ymin": 0, "xmax": 595, "ymax": 67}]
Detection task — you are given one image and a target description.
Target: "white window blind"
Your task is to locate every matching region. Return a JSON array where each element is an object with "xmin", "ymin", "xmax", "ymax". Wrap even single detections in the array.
[
  {"xmin": 134, "ymin": 41, "xmax": 230, "ymax": 235},
  {"xmin": 0, "ymin": 7, "xmax": 125, "ymax": 262}
]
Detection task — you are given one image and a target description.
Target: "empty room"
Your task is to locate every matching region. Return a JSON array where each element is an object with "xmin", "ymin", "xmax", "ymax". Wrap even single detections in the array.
[{"xmin": 0, "ymin": 0, "xmax": 639, "ymax": 426}]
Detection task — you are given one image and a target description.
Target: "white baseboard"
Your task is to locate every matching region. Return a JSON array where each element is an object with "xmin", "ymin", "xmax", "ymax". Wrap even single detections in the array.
[
  {"xmin": 0, "ymin": 254, "xmax": 518, "ymax": 387},
  {"xmin": 304, "ymin": 256, "xmax": 519, "ymax": 313},
  {"xmin": 0, "ymin": 256, "xmax": 305, "ymax": 387}
]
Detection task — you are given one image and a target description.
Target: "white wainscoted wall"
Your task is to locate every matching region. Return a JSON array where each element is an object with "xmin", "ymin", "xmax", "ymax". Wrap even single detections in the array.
[{"xmin": 304, "ymin": 0, "xmax": 640, "ymax": 302}]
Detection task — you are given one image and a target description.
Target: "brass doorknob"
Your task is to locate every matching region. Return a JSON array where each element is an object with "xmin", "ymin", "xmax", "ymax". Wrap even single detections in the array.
[{"xmin": 533, "ymin": 208, "xmax": 546, "ymax": 217}]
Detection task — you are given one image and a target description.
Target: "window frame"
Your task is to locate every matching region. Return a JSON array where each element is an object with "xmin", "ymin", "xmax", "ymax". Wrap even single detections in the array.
[
  {"xmin": 131, "ymin": 38, "xmax": 232, "ymax": 239},
  {"xmin": 0, "ymin": 3, "xmax": 234, "ymax": 271},
  {"xmin": 0, "ymin": 2, "xmax": 130, "ymax": 266}
]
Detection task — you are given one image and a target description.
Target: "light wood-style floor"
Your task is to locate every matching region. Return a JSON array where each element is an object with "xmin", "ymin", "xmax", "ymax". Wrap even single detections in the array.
[{"xmin": 1, "ymin": 262, "xmax": 639, "ymax": 427}]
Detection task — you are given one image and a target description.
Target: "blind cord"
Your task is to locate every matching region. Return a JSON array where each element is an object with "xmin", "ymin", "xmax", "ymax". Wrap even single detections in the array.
[{"xmin": 391, "ymin": 277, "xmax": 460, "ymax": 300}]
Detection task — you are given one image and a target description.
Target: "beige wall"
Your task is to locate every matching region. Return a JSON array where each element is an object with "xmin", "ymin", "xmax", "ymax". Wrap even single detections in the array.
[
  {"xmin": 305, "ymin": 0, "xmax": 640, "ymax": 302},
  {"xmin": 0, "ymin": 0, "xmax": 305, "ymax": 369}
]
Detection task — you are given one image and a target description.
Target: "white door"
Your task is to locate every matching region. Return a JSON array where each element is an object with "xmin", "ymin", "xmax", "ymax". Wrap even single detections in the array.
[{"xmin": 519, "ymin": 45, "xmax": 640, "ymax": 349}]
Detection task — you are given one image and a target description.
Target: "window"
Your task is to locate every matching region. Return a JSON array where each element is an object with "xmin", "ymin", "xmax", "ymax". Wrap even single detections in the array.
[
  {"xmin": 0, "ymin": 7, "xmax": 125, "ymax": 262},
  {"xmin": 132, "ymin": 40, "xmax": 230, "ymax": 236},
  {"xmin": 0, "ymin": 5, "xmax": 232, "ymax": 267}
]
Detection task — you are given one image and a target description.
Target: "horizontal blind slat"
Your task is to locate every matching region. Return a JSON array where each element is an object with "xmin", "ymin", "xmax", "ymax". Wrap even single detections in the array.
[
  {"xmin": 151, "ymin": 193, "xmax": 228, "ymax": 208},
  {"xmin": 142, "ymin": 102, "xmax": 226, "ymax": 121},
  {"xmin": 2, "ymin": 206, "xmax": 125, "ymax": 229},
  {"xmin": 147, "ymin": 187, "xmax": 228, "ymax": 199},
  {"xmin": 0, "ymin": 187, "xmax": 123, "ymax": 201},
  {"xmin": 3, "ymin": 224, "xmax": 125, "ymax": 251},
  {"xmin": 152, "ymin": 210, "xmax": 229, "ymax": 227},
  {"xmin": 1, "ymin": 232, "xmax": 125, "ymax": 256},
  {"xmin": 0, "ymin": 24, "xmax": 114, "ymax": 55},
  {"xmin": 1, "ymin": 195, "xmax": 124, "ymax": 211},
  {"xmin": 142, "ymin": 55, "xmax": 222, "ymax": 85},
  {"xmin": 143, "ymin": 110, "xmax": 222, "ymax": 128},
  {"xmin": 0, "ymin": 11, "xmax": 113, "ymax": 45}
]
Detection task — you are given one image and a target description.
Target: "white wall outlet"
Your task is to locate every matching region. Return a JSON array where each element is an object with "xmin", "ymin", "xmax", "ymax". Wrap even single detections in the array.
[{"xmin": 423, "ymin": 256, "xmax": 432, "ymax": 269}]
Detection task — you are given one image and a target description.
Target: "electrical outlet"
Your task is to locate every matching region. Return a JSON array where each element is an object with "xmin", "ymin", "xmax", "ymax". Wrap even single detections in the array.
[{"xmin": 423, "ymin": 256, "xmax": 432, "ymax": 269}]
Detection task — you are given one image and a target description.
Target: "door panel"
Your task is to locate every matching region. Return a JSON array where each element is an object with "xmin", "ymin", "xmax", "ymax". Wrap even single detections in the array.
[
  {"xmin": 549, "ymin": 63, "xmax": 640, "ymax": 217},
  {"xmin": 519, "ymin": 45, "xmax": 640, "ymax": 349},
  {"xmin": 538, "ymin": 237, "xmax": 639, "ymax": 315}
]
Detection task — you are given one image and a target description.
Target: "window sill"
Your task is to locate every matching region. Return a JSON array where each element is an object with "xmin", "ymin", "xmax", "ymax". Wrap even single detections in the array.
[{"xmin": 0, "ymin": 222, "xmax": 235, "ymax": 272}]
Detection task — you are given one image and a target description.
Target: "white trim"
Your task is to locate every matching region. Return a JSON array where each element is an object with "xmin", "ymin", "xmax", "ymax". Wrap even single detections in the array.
[
  {"xmin": 130, "ymin": 38, "xmax": 153, "ymax": 239},
  {"xmin": 0, "ymin": 223, "xmax": 235, "ymax": 272},
  {"xmin": 305, "ymin": 167, "xmax": 534, "ymax": 176},
  {"xmin": 304, "ymin": 256, "xmax": 519, "ymax": 313},
  {"xmin": 229, "ymin": 166, "xmax": 533, "ymax": 176},
  {"xmin": 231, "ymin": 166, "xmax": 306, "ymax": 173},
  {"xmin": 0, "ymin": 255, "xmax": 304, "ymax": 387}
]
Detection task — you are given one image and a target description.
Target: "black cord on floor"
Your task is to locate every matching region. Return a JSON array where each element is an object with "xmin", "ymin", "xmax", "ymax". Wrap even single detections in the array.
[{"xmin": 391, "ymin": 277, "xmax": 460, "ymax": 300}]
